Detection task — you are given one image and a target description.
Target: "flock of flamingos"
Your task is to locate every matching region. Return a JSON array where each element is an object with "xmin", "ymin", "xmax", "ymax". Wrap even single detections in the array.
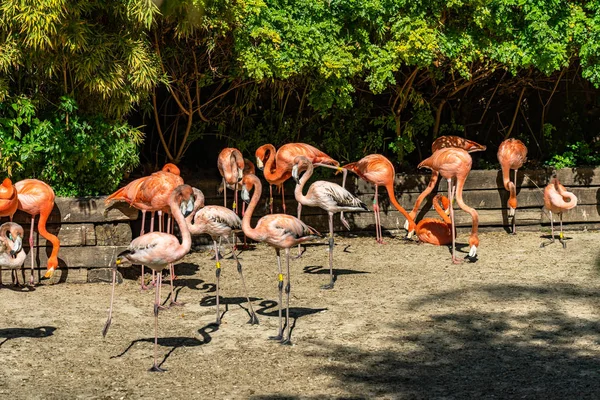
[{"xmin": 0, "ymin": 135, "xmax": 579, "ymax": 372}]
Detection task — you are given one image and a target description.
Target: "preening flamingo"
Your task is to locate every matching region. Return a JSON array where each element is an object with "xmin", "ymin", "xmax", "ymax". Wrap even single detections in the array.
[
  {"xmin": 185, "ymin": 188, "xmax": 259, "ymax": 325},
  {"xmin": 14, "ymin": 179, "xmax": 60, "ymax": 284},
  {"xmin": 218, "ymin": 158, "xmax": 255, "ymax": 215},
  {"xmin": 0, "ymin": 222, "xmax": 26, "ymax": 286},
  {"xmin": 217, "ymin": 148, "xmax": 244, "ymax": 215},
  {"xmin": 406, "ymin": 136, "xmax": 486, "ymax": 232},
  {"xmin": 540, "ymin": 177, "xmax": 577, "ymax": 248},
  {"xmin": 407, "ymin": 194, "xmax": 453, "ymax": 246},
  {"xmin": 497, "ymin": 138, "xmax": 528, "ymax": 234},
  {"xmin": 240, "ymin": 173, "xmax": 319, "ymax": 344},
  {"xmin": 103, "ymin": 184, "xmax": 195, "ymax": 372},
  {"xmin": 255, "ymin": 143, "xmax": 345, "ymax": 215},
  {"xmin": 418, "ymin": 148, "xmax": 479, "ymax": 263},
  {"xmin": 341, "ymin": 154, "xmax": 413, "ymax": 244},
  {"xmin": 0, "ymin": 178, "xmax": 19, "ymax": 285},
  {"xmin": 292, "ymin": 156, "xmax": 367, "ymax": 288}
]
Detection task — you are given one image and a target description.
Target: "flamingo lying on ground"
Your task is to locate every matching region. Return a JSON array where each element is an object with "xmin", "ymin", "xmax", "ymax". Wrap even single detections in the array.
[
  {"xmin": 103, "ymin": 184, "xmax": 195, "ymax": 372},
  {"xmin": 497, "ymin": 138, "xmax": 528, "ymax": 234},
  {"xmin": 240, "ymin": 173, "xmax": 319, "ymax": 344},
  {"xmin": 0, "ymin": 178, "xmax": 19, "ymax": 285},
  {"xmin": 406, "ymin": 136, "xmax": 486, "ymax": 232},
  {"xmin": 217, "ymin": 148, "xmax": 244, "ymax": 214},
  {"xmin": 292, "ymin": 156, "xmax": 367, "ymax": 289},
  {"xmin": 540, "ymin": 177, "xmax": 577, "ymax": 248},
  {"xmin": 185, "ymin": 187, "xmax": 259, "ymax": 325},
  {"xmin": 418, "ymin": 148, "xmax": 479, "ymax": 263},
  {"xmin": 14, "ymin": 179, "xmax": 60, "ymax": 284},
  {"xmin": 341, "ymin": 154, "xmax": 413, "ymax": 244},
  {"xmin": 407, "ymin": 194, "xmax": 453, "ymax": 246},
  {"xmin": 0, "ymin": 222, "xmax": 26, "ymax": 287}
]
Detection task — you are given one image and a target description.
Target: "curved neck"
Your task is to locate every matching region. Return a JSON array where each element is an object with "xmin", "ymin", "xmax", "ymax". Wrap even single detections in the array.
[
  {"xmin": 263, "ymin": 146, "xmax": 290, "ymax": 183},
  {"xmin": 501, "ymin": 164, "xmax": 517, "ymax": 205},
  {"xmin": 433, "ymin": 197, "xmax": 451, "ymax": 224},
  {"xmin": 385, "ymin": 183, "xmax": 416, "ymax": 228},
  {"xmin": 37, "ymin": 209, "xmax": 60, "ymax": 262},
  {"xmin": 169, "ymin": 195, "xmax": 192, "ymax": 260},
  {"xmin": 241, "ymin": 176, "xmax": 264, "ymax": 242},
  {"xmin": 410, "ymin": 170, "xmax": 438, "ymax": 219},
  {"xmin": 294, "ymin": 162, "xmax": 313, "ymax": 206}
]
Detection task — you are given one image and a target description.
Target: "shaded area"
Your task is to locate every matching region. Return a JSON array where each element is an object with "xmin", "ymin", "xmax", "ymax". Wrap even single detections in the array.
[
  {"xmin": 256, "ymin": 300, "xmax": 327, "ymax": 341},
  {"xmin": 0, "ymin": 326, "xmax": 56, "ymax": 347}
]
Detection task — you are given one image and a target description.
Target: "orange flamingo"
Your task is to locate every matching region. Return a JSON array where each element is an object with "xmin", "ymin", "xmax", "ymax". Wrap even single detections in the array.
[
  {"xmin": 292, "ymin": 156, "xmax": 367, "ymax": 289},
  {"xmin": 255, "ymin": 143, "xmax": 345, "ymax": 215},
  {"xmin": 540, "ymin": 177, "xmax": 577, "ymax": 248},
  {"xmin": 418, "ymin": 148, "xmax": 479, "ymax": 263},
  {"xmin": 240, "ymin": 173, "xmax": 319, "ymax": 344},
  {"xmin": 0, "ymin": 178, "xmax": 19, "ymax": 285},
  {"xmin": 407, "ymin": 194, "xmax": 453, "ymax": 246},
  {"xmin": 341, "ymin": 154, "xmax": 414, "ymax": 244},
  {"xmin": 0, "ymin": 222, "xmax": 26, "ymax": 286},
  {"xmin": 185, "ymin": 188, "xmax": 258, "ymax": 325},
  {"xmin": 103, "ymin": 184, "xmax": 195, "ymax": 372},
  {"xmin": 217, "ymin": 148, "xmax": 244, "ymax": 215},
  {"xmin": 14, "ymin": 179, "xmax": 60, "ymax": 284},
  {"xmin": 406, "ymin": 136, "xmax": 486, "ymax": 232},
  {"xmin": 218, "ymin": 158, "xmax": 255, "ymax": 215},
  {"xmin": 497, "ymin": 138, "xmax": 528, "ymax": 234}
]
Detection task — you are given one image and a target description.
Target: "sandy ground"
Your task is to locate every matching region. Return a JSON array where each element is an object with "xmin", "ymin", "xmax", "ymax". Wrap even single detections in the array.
[{"xmin": 2, "ymin": 229, "xmax": 600, "ymax": 399}]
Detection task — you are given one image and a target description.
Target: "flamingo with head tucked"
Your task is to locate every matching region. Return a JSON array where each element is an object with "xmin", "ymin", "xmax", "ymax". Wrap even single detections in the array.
[
  {"xmin": 540, "ymin": 177, "xmax": 577, "ymax": 248},
  {"xmin": 418, "ymin": 148, "xmax": 479, "ymax": 263},
  {"xmin": 292, "ymin": 156, "xmax": 367, "ymax": 289},
  {"xmin": 0, "ymin": 222, "xmax": 26, "ymax": 286},
  {"xmin": 103, "ymin": 184, "xmax": 195, "ymax": 372},
  {"xmin": 217, "ymin": 148, "xmax": 245, "ymax": 215},
  {"xmin": 408, "ymin": 194, "xmax": 453, "ymax": 246},
  {"xmin": 497, "ymin": 138, "xmax": 528, "ymax": 234},
  {"xmin": 240, "ymin": 173, "xmax": 319, "ymax": 345},
  {"xmin": 0, "ymin": 178, "xmax": 19, "ymax": 285}
]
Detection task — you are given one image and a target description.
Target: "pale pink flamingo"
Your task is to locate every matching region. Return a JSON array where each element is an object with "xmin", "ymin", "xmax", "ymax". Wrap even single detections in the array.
[
  {"xmin": 341, "ymin": 154, "xmax": 414, "ymax": 244},
  {"xmin": 240, "ymin": 173, "xmax": 319, "ymax": 344},
  {"xmin": 540, "ymin": 177, "xmax": 577, "ymax": 248},
  {"xmin": 292, "ymin": 156, "xmax": 367, "ymax": 288},
  {"xmin": 0, "ymin": 222, "xmax": 26, "ymax": 286},
  {"xmin": 418, "ymin": 148, "xmax": 479, "ymax": 263},
  {"xmin": 103, "ymin": 184, "xmax": 196, "ymax": 372},
  {"xmin": 185, "ymin": 188, "xmax": 258, "ymax": 325},
  {"xmin": 217, "ymin": 148, "xmax": 244, "ymax": 214},
  {"xmin": 406, "ymin": 136, "xmax": 486, "ymax": 232},
  {"xmin": 497, "ymin": 138, "xmax": 528, "ymax": 234},
  {"xmin": 0, "ymin": 178, "xmax": 19, "ymax": 285}
]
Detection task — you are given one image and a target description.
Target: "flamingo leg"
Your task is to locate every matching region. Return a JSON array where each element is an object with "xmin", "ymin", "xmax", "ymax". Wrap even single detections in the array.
[
  {"xmin": 281, "ymin": 247, "xmax": 292, "ymax": 345},
  {"xmin": 447, "ymin": 179, "xmax": 460, "ymax": 264},
  {"xmin": 28, "ymin": 216, "xmax": 35, "ymax": 286},
  {"xmin": 167, "ymin": 217, "xmax": 183, "ymax": 307},
  {"xmin": 559, "ymin": 213, "xmax": 566, "ymax": 249},
  {"xmin": 512, "ymin": 169, "xmax": 518, "ymax": 235},
  {"xmin": 373, "ymin": 186, "xmax": 383, "ymax": 244},
  {"xmin": 321, "ymin": 212, "xmax": 335, "ymax": 290},
  {"xmin": 296, "ymin": 202, "xmax": 304, "ymax": 257},
  {"xmin": 224, "ymin": 236, "xmax": 258, "ymax": 324},
  {"xmin": 269, "ymin": 249, "xmax": 284, "ymax": 341},
  {"xmin": 150, "ymin": 272, "xmax": 165, "ymax": 372},
  {"xmin": 149, "ymin": 212, "xmax": 157, "ymax": 288},
  {"xmin": 541, "ymin": 211, "xmax": 556, "ymax": 248},
  {"xmin": 269, "ymin": 184, "xmax": 274, "ymax": 214},
  {"xmin": 139, "ymin": 210, "xmax": 151, "ymax": 291},
  {"xmin": 213, "ymin": 239, "xmax": 222, "ymax": 325},
  {"xmin": 223, "ymin": 177, "xmax": 227, "ymax": 208},
  {"xmin": 234, "ymin": 186, "xmax": 238, "ymax": 215},
  {"xmin": 281, "ymin": 185, "xmax": 286, "ymax": 214},
  {"xmin": 102, "ymin": 266, "xmax": 117, "ymax": 338}
]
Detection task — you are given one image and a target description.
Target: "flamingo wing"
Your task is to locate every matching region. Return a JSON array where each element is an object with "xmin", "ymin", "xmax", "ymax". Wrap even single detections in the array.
[
  {"xmin": 198, "ymin": 205, "xmax": 242, "ymax": 232},
  {"xmin": 119, "ymin": 232, "xmax": 181, "ymax": 267},
  {"xmin": 309, "ymin": 181, "xmax": 368, "ymax": 212}
]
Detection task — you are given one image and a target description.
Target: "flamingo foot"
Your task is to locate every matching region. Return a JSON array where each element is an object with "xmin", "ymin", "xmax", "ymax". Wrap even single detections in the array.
[
  {"xmin": 294, "ymin": 247, "xmax": 305, "ymax": 259},
  {"xmin": 247, "ymin": 313, "xmax": 259, "ymax": 325},
  {"xmin": 280, "ymin": 338, "xmax": 293, "ymax": 346},
  {"xmin": 452, "ymin": 257, "xmax": 464, "ymax": 264},
  {"xmin": 149, "ymin": 364, "xmax": 166, "ymax": 373},
  {"xmin": 210, "ymin": 252, "xmax": 223, "ymax": 261},
  {"xmin": 268, "ymin": 334, "xmax": 283, "ymax": 341},
  {"xmin": 102, "ymin": 318, "xmax": 112, "ymax": 337},
  {"xmin": 540, "ymin": 238, "xmax": 555, "ymax": 248},
  {"xmin": 169, "ymin": 300, "xmax": 185, "ymax": 307},
  {"xmin": 321, "ymin": 282, "xmax": 334, "ymax": 290}
]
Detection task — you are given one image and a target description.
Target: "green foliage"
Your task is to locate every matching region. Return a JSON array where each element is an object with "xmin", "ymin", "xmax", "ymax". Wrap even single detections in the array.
[
  {"xmin": 0, "ymin": 96, "xmax": 142, "ymax": 196},
  {"xmin": 545, "ymin": 141, "xmax": 600, "ymax": 170}
]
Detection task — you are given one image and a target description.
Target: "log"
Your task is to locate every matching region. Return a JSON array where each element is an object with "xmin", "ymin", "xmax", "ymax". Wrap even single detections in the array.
[
  {"xmin": 19, "ymin": 223, "xmax": 96, "ymax": 247},
  {"xmin": 21, "ymin": 245, "xmax": 128, "ymax": 269}
]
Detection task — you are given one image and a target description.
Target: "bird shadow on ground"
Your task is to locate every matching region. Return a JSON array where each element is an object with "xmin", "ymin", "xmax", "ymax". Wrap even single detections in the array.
[
  {"xmin": 303, "ymin": 265, "xmax": 369, "ymax": 286},
  {"xmin": 255, "ymin": 300, "xmax": 327, "ymax": 342},
  {"xmin": 200, "ymin": 296, "xmax": 263, "ymax": 322},
  {"xmin": 0, "ymin": 326, "xmax": 56, "ymax": 348}
]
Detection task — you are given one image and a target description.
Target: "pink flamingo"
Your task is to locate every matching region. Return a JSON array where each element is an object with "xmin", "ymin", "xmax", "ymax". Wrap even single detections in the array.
[
  {"xmin": 103, "ymin": 184, "xmax": 196, "ymax": 372},
  {"xmin": 240, "ymin": 173, "xmax": 319, "ymax": 344},
  {"xmin": 217, "ymin": 148, "xmax": 244, "ymax": 214},
  {"xmin": 0, "ymin": 178, "xmax": 19, "ymax": 285},
  {"xmin": 341, "ymin": 154, "xmax": 414, "ymax": 244},
  {"xmin": 418, "ymin": 148, "xmax": 479, "ymax": 263},
  {"xmin": 497, "ymin": 138, "xmax": 528, "ymax": 234},
  {"xmin": 406, "ymin": 136, "xmax": 486, "ymax": 232},
  {"xmin": 292, "ymin": 156, "xmax": 367, "ymax": 288},
  {"xmin": 0, "ymin": 222, "xmax": 26, "ymax": 287},
  {"xmin": 185, "ymin": 188, "xmax": 258, "ymax": 325},
  {"xmin": 540, "ymin": 177, "xmax": 577, "ymax": 248},
  {"xmin": 407, "ymin": 194, "xmax": 453, "ymax": 246}
]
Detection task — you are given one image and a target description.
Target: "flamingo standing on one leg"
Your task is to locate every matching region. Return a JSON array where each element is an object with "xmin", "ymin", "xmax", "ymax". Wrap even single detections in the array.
[
  {"xmin": 497, "ymin": 138, "xmax": 528, "ymax": 234},
  {"xmin": 408, "ymin": 194, "xmax": 453, "ymax": 246},
  {"xmin": 14, "ymin": 179, "xmax": 60, "ymax": 284},
  {"xmin": 540, "ymin": 177, "xmax": 577, "ymax": 249},
  {"xmin": 185, "ymin": 189, "xmax": 259, "ymax": 325},
  {"xmin": 217, "ymin": 148, "xmax": 244, "ymax": 215},
  {"xmin": 292, "ymin": 156, "xmax": 367, "ymax": 289},
  {"xmin": 0, "ymin": 222, "xmax": 26, "ymax": 287},
  {"xmin": 103, "ymin": 184, "xmax": 195, "ymax": 372},
  {"xmin": 240, "ymin": 173, "xmax": 319, "ymax": 344},
  {"xmin": 341, "ymin": 154, "xmax": 414, "ymax": 244},
  {"xmin": 417, "ymin": 148, "xmax": 479, "ymax": 263},
  {"xmin": 0, "ymin": 178, "xmax": 19, "ymax": 285},
  {"xmin": 405, "ymin": 136, "xmax": 486, "ymax": 233}
]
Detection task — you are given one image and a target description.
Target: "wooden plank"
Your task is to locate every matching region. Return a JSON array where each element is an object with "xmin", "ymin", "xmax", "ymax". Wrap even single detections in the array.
[
  {"xmin": 95, "ymin": 223, "xmax": 133, "ymax": 246},
  {"xmin": 18, "ymin": 223, "xmax": 96, "ymax": 247},
  {"xmin": 20, "ymin": 245, "xmax": 128, "ymax": 269}
]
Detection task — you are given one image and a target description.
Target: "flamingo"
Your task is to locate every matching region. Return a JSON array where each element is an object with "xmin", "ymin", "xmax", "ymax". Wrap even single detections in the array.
[
  {"xmin": 0, "ymin": 222, "xmax": 26, "ymax": 286},
  {"xmin": 14, "ymin": 179, "xmax": 60, "ymax": 284},
  {"xmin": 540, "ymin": 177, "xmax": 577, "ymax": 248},
  {"xmin": 407, "ymin": 194, "xmax": 453, "ymax": 246},
  {"xmin": 255, "ymin": 143, "xmax": 345, "ymax": 215},
  {"xmin": 217, "ymin": 148, "xmax": 244, "ymax": 215},
  {"xmin": 406, "ymin": 136, "xmax": 486, "ymax": 232},
  {"xmin": 341, "ymin": 154, "xmax": 414, "ymax": 244},
  {"xmin": 218, "ymin": 158, "xmax": 255, "ymax": 215},
  {"xmin": 497, "ymin": 138, "xmax": 528, "ymax": 234},
  {"xmin": 292, "ymin": 156, "xmax": 367, "ymax": 289},
  {"xmin": 103, "ymin": 184, "xmax": 196, "ymax": 372},
  {"xmin": 240, "ymin": 173, "xmax": 319, "ymax": 344},
  {"xmin": 0, "ymin": 178, "xmax": 19, "ymax": 285},
  {"xmin": 185, "ymin": 187, "xmax": 258, "ymax": 325},
  {"xmin": 418, "ymin": 148, "xmax": 479, "ymax": 263}
]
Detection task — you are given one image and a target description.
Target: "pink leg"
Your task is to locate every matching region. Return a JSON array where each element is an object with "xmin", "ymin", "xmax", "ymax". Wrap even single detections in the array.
[
  {"xmin": 150, "ymin": 272, "xmax": 165, "ymax": 372},
  {"xmin": 149, "ymin": 212, "xmax": 157, "ymax": 287},
  {"xmin": 447, "ymin": 179, "xmax": 461, "ymax": 264},
  {"xmin": 213, "ymin": 240, "xmax": 222, "ymax": 325},
  {"xmin": 223, "ymin": 178, "xmax": 227, "ymax": 208},
  {"xmin": 234, "ymin": 187, "xmax": 239, "ymax": 215},
  {"xmin": 269, "ymin": 185, "xmax": 273, "ymax": 214},
  {"xmin": 139, "ymin": 211, "xmax": 151, "ymax": 290},
  {"xmin": 296, "ymin": 202, "xmax": 304, "ymax": 257},
  {"xmin": 281, "ymin": 185, "xmax": 286, "ymax": 214},
  {"xmin": 28, "ymin": 217, "xmax": 35, "ymax": 286},
  {"xmin": 374, "ymin": 186, "xmax": 384, "ymax": 244}
]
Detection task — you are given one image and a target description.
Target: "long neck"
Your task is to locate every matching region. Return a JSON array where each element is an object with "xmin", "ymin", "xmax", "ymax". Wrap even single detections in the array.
[
  {"xmin": 170, "ymin": 197, "xmax": 192, "ymax": 260},
  {"xmin": 241, "ymin": 177, "xmax": 264, "ymax": 242},
  {"xmin": 433, "ymin": 197, "xmax": 451, "ymax": 224},
  {"xmin": 410, "ymin": 170, "xmax": 439, "ymax": 219},
  {"xmin": 294, "ymin": 163, "xmax": 313, "ymax": 206},
  {"xmin": 454, "ymin": 177, "xmax": 479, "ymax": 247},
  {"xmin": 501, "ymin": 163, "xmax": 517, "ymax": 208},
  {"xmin": 550, "ymin": 184, "xmax": 578, "ymax": 210},
  {"xmin": 385, "ymin": 183, "xmax": 416, "ymax": 228},
  {"xmin": 37, "ymin": 208, "xmax": 60, "ymax": 263},
  {"xmin": 263, "ymin": 146, "xmax": 290, "ymax": 183}
]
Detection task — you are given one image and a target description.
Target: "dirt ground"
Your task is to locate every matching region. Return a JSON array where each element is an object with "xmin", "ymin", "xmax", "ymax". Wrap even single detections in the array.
[{"xmin": 2, "ymin": 229, "xmax": 600, "ymax": 399}]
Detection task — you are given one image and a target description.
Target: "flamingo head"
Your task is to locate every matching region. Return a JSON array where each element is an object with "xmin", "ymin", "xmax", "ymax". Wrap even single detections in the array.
[
  {"xmin": 435, "ymin": 194, "xmax": 451, "ymax": 215},
  {"xmin": 255, "ymin": 145, "xmax": 274, "ymax": 171},
  {"xmin": 240, "ymin": 174, "xmax": 259, "ymax": 204},
  {"xmin": 291, "ymin": 156, "xmax": 311, "ymax": 184},
  {"xmin": 171, "ymin": 184, "xmax": 195, "ymax": 218},
  {"xmin": 0, "ymin": 222, "xmax": 23, "ymax": 257},
  {"xmin": 44, "ymin": 257, "xmax": 59, "ymax": 278}
]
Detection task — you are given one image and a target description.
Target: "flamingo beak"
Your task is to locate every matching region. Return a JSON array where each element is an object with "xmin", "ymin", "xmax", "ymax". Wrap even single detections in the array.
[
  {"xmin": 241, "ymin": 187, "xmax": 250, "ymax": 204},
  {"xmin": 256, "ymin": 158, "xmax": 264, "ymax": 171},
  {"xmin": 292, "ymin": 165, "xmax": 300, "ymax": 184},
  {"xmin": 43, "ymin": 268, "xmax": 55, "ymax": 278},
  {"xmin": 238, "ymin": 168, "xmax": 244, "ymax": 180},
  {"xmin": 10, "ymin": 236, "xmax": 22, "ymax": 256}
]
